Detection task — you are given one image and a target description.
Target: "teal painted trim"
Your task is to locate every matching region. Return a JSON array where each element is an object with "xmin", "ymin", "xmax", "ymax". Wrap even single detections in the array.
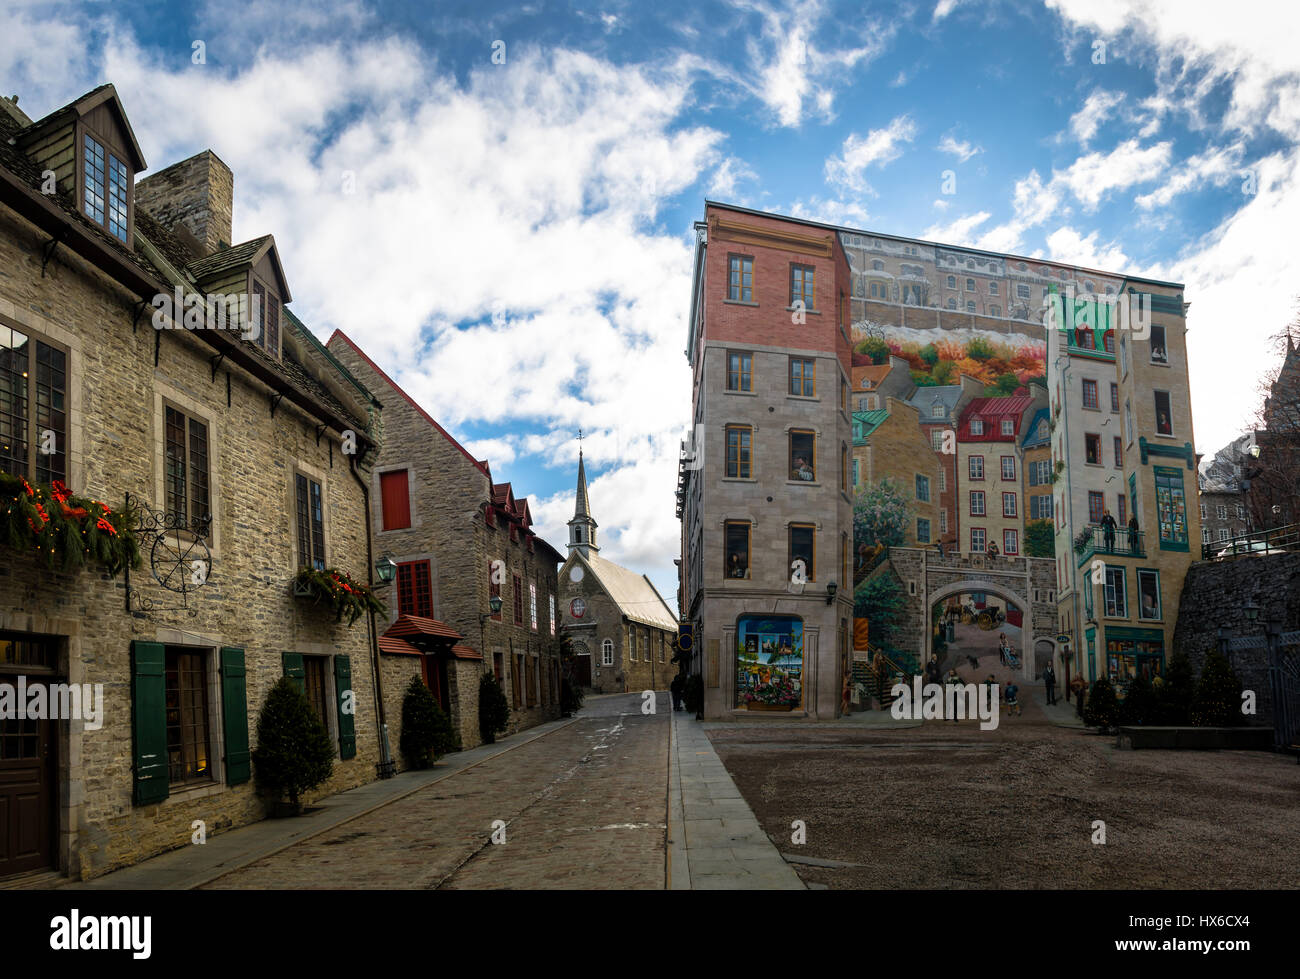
[
  {"xmin": 1103, "ymin": 626, "xmax": 1163, "ymax": 642},
  {"xmin": 1138, "ymin": 437, "xmax": 1196, "ymax": 469},
  {"xmin": 1158, "ymin": 540, "xmax": 1190, "ymax": 552}
]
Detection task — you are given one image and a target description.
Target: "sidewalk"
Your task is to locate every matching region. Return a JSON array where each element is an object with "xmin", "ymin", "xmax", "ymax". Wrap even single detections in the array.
[
  {"xmin": 1026, "ymin": 686, "xmax": 1089, "ymax": 729},
  {"xmin": 67, "ymin": 715, "xmax": 580, "ymax": 890},
  {"xmin": 667, "ymin": 709, "xmax": 804, "ymax": 890}
]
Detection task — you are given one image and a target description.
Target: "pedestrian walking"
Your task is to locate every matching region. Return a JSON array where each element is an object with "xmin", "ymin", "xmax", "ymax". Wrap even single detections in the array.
[
  {"xmin": 1004, "ymin": 680, "xmax": 1021, "ymax": 717},
  {"xmin": 1044, "ymin": 663, "xmax": 1057, "ymax": 705},
  {"xmin": 670, "ymin": 673, "xmax": 684, "ymax": 711},
  {"xmin": 1101, "ymin": 509, "xmax": 1117, "ymax": 551},
  {"xmin": 1071, "ymin": 675, "xmax": 1086, "ymax": 718},
  {"xmin": 998, "ymin": 632, "xmax": 1009, "ymax": 666}
]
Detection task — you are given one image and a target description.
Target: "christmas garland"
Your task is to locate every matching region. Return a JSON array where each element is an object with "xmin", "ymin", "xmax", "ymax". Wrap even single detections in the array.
[
  {"xmin": 292, "ymin": 566, "xmax": 386, "ymax": 626},
  {"xmin": 0, "ymin": 472, "xmax": 139, "ymax": 576}
]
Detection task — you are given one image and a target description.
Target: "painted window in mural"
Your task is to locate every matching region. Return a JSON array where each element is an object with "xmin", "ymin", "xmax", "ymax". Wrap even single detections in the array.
[
  {"xmin": 735, "ymin": 615, "xmax": 803, "ymax": 709},
  {"xmin": 1154, "ymin": 466, "xmax": 1188, "ymax": 550}
]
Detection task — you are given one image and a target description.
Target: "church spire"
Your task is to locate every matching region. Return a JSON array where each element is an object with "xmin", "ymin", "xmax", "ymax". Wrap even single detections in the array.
[{"xmin": 568, "ymin": 435, "xmax": 599, "ymax": 557}]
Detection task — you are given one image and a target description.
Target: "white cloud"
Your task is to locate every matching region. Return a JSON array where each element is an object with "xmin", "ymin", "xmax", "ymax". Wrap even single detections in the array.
[
  {"xmin": 730, "ymin": 0, "xmax": 894, "ymax": 127},
  {"xmin": 932, "ymin": 0, "xmax": 971, "ymax": 21},
  {"xmin": 708, "ymin": 156, "xmax": 759, "ymax": 199},
  {"xmin": 973, "ymin": 169, "xmax": 1066, "ymax": 253},
  {"xmin": 921, "ymin": 210, "xmax": 992, "ymax": 244},
  {"xmin": 932, "ymin": 198, "xmax": 950, "ymax": 211},
  {"xmin": 1067, "ymin": 89, "xmax": 1124, "ymax": 145},
  {"xmin": 1043, "ymin": 226, "xmax": 1131, "ymax": 270},
  {"xmin": 1055, "ymin": 138, "xmax": 1172, "ymax": 210},
  {"xmin": 824, "ymin": 115, "xmax": 918, "ymax": 193},
  {"xmin": 785, "ymin": 196, "xmax": 872, "ymax": 227},
  {"xmin": 937, "ymin": 132, "xmax": 981, "ymax": 162},
  {"xmin": 1134, "ymin": 142, "xmax": 1244, "ymax": 209}
]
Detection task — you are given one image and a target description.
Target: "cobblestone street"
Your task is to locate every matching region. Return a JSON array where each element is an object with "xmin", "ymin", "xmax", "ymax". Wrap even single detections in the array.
[{"xmin": 202, "ymin": 693, "xmax": 671, "ymax": 890}]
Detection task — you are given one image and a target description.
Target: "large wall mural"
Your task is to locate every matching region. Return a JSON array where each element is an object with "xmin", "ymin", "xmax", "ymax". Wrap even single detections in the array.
[{"xmin": 838, "ymin": 229, "xmax": 1126, "ymax": 392}]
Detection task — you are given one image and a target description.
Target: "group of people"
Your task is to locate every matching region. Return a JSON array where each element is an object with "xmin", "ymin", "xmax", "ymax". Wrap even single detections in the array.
[
  {"xmin": 1098, "ymin": 509, "xmax": 1140, "ymax": 552},
  {"xmin": 924, "ymin": 655, "xmax": 1019, "ymax": 720}
]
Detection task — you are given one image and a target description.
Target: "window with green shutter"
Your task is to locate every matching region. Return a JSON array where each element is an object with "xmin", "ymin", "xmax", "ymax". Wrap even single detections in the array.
[
  {"xmin": 333, "ymin": 655, "xmax": 356, "ymax": 760},
  {"xmin": 219, "ymin": 647, "xmax": 251, "ymax": 785},
  {"xmin": 282, "ymin": 651, "xmax": 305, "ymax": 693},
  {"xmin": 131, "ymin": 641, "xmax": 169, "ymax": 805}
]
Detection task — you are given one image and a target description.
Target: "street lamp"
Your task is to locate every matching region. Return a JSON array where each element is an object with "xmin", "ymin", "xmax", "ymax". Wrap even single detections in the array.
[
  {"xmin": 1243, "ymin": 600, "xmax": 1260, "ymax": 624},
  {"xmin": 374, "ymin": 554, "xmax": 397, "ymax": 585},
  {"xmin": 825, "ymin": 581, "xmax": 838, "ymax": 605},
  {"xmin": 479, "ymin": 594, "xmax": 504, "ymax": 663}
]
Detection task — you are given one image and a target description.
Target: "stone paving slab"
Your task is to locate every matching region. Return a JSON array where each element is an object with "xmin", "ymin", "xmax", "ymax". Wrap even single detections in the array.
[
  {"xmin": 66, "ymin": 715, "xmax": 581, "ymax": 890},
  {"xmin": 668, "ymin": 710, "xmax": 804, "ymax": 890}
]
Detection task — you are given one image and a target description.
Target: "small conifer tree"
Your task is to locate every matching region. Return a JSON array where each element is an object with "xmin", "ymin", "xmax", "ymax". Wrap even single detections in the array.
[
  {"xmin": 479, "ymin": 672, "xmax": 510, "ymax": 744},
  {"xmin": 252, "ymin": 678, "xmax": 335, "ymax": 812},
  {"xmin": 400, "ymin": 676, "xmax": 459, "ymax": 768}
]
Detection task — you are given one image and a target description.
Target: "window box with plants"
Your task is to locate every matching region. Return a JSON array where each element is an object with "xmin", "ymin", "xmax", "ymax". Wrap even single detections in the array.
[
  {"xmin": 291, "ymin": 566, "xmax": 386, "ymax": 625},
  {"xmin": 0, "ymin": 474, "xmax": 139, "ymax": 575}
]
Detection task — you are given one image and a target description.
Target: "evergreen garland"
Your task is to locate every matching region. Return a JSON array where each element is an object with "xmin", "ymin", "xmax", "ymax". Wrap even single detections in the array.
[
  {"xmin": 0, "ymin": 472, "xmax": 139, "ymax": 575},
  {"xmin": 292, "ymin": 566, "xmax": 386, "ymax": 625}
]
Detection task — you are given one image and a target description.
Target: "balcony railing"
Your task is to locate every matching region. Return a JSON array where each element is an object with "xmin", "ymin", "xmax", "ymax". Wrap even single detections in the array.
[
  {"xmin": 1075, "ymin": 524, "xmax": 1144, "ymax": 566},
  {"xmin": 1201, "ymin": 523, "xmax": 1300, "ymax": 561}
]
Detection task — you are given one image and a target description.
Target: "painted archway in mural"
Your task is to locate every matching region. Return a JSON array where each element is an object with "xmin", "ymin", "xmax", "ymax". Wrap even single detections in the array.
[{"xmin": 924, "ymin": 578, "xmax": 1039, "ymax": 678}]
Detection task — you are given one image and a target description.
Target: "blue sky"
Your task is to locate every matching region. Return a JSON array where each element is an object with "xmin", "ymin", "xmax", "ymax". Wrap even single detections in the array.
[{"xmin": 5, "ymin": 0, "xmax": 1299, "ymax": 607}]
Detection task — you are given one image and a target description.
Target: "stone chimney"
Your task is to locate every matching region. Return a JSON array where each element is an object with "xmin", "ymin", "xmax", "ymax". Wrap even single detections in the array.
[{"xmin": 134, "ymin": 150, "xmax": 233, "ymax": 257}]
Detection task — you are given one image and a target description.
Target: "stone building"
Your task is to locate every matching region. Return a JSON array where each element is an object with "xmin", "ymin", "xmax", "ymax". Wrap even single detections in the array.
[
  {"xmin": 850, "ymin": 398, "xmax": 941, "ymax": 547},
  {"xmin": 558, "ymin": 452, "xmax": 678, "ymax": 693},
  {"xmin": 325, "ymin": 330, "xmax": 564, "ymax": 751},
  {"xmin": 0, "ymin": 85, "xmax": 387, "ymax": 881},
  {"xmin": 1047, "ymin": 281, "xmax": 1203, "ymax": 694},
  {"xmin": 1198, "ymin": 444, "xmax": 1249, "ymax": 556},
  {"xmin": 678, "ymin": 203, "xmax": 855, "ymax": 720}
]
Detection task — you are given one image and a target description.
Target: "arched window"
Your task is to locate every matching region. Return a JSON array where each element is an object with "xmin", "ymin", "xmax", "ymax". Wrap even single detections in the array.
[{"xmin": 601, "ymin": 638, "xmax": 614, "ymax": 666}]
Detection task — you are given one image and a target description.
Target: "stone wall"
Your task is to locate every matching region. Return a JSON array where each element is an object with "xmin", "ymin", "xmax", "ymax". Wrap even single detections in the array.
[
  {"xmin": 378, "ymin": 652, "xmax": 425, "ymax": 771},
  {"xmin": 0, "ymin": 200, "xmax": 380, "ymax": 880},
  {"xmin": 326, "ymin": 335, "xmax": 563, "ymax": 747},
  {"xmin": 1171, "ymin": 554, "xmax": 1300, "ymax": 726}
]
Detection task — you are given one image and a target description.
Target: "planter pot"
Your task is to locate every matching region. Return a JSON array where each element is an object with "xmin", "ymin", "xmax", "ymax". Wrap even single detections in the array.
[{"xmin": 746, "ymin": 702, "xmax": 795, "ymax": 712}]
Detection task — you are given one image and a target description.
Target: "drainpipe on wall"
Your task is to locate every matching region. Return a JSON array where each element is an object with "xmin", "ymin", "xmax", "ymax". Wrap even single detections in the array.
[
  {"xmin": 349, "ymin": 453, "xmax": 394, "ymax": 778},
  {"xmin": 1056, "ymin": 353, "xmax": 1084, "ymax": 685}
]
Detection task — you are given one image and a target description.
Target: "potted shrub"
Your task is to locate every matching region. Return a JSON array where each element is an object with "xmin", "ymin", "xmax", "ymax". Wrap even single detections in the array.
[
  {"xmin": 1154, "ymin": 651, "xmax": 1194, "ymax": 724},
  {"xmin": 1119, "ymin": 674, "xmax": 1157, "ymax": 725},
  {"xmin": 478, "ymin": 672, "xmax": 510, "ymax": 744},
  {"xmin": 1083, "ymin": 676, "xmax": 1119, "ymax": 733},
  {"xmin": 252, "ymin": 678, "xmax": 335, "ymax": 817},
  {"xmin": 560, "ymin": 674, "xmax": 584, "ymax": 717},
  {"xmin": 1191, "ymin": 651, "xmax": 1243, "ymax": 727},
  {"xmin": 399, "ymin": 676, "xmax": 459, "ymax": 768}
]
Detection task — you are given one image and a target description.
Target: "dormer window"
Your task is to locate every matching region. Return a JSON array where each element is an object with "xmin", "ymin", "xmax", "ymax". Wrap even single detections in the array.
[
  {"xmin": 251, "ymin": 279, "xmax": 281, "ymax": 358},
  {"xmin": 971, "ymin": 418, "xmax": 984, "ymax": 435},
  {"xmin": 82, "ymin": 133, "xmax": 131, "ymax": 243}
]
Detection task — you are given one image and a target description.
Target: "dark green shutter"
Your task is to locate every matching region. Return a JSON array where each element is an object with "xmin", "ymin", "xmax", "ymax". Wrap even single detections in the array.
[
  {"xmin": 131, "ymin": 641, "xmax": 169, "ymax": 805},
  {"xmin": 282, "ymin": 651, "xmax": 305, "ymax": 693},
  {"xmin": 333, "ymin": 654, "xmax": 356, "ymax": 760},
  {"xmin": 219, "ymin": 647, "xmax": 251, "ymax": 785}
]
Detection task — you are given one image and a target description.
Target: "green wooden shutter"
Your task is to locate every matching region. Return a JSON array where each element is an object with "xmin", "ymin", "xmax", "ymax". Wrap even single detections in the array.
[
  {"xmin": 333, "ymin": 654, "xmax": 356, "ymax": 760},
  {"xmin": 282, "ymin": 651, "xmax": 305, "ymax": 693},
  {"xmin": 219, "ymin": 647, "xmax": 251, "ymax": 785},
  {"xmin": 131, "ymin": 641, "xmax": 169, "ymax": 805}
]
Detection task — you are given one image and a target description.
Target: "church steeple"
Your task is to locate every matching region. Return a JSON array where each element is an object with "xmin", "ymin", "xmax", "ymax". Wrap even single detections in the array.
[{"xmin": 568, "ymin": 445, "xmax": 599, "ymax": 558}]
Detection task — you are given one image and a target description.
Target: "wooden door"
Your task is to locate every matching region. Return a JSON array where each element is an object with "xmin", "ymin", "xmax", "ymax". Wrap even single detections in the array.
[
  {"xmin": 573, "ymin": 654, "xmax": 592, "ymax": 687},
  {"xmin": 0, "ymin": 716, "xmax": 54, "ymax": 877}
]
